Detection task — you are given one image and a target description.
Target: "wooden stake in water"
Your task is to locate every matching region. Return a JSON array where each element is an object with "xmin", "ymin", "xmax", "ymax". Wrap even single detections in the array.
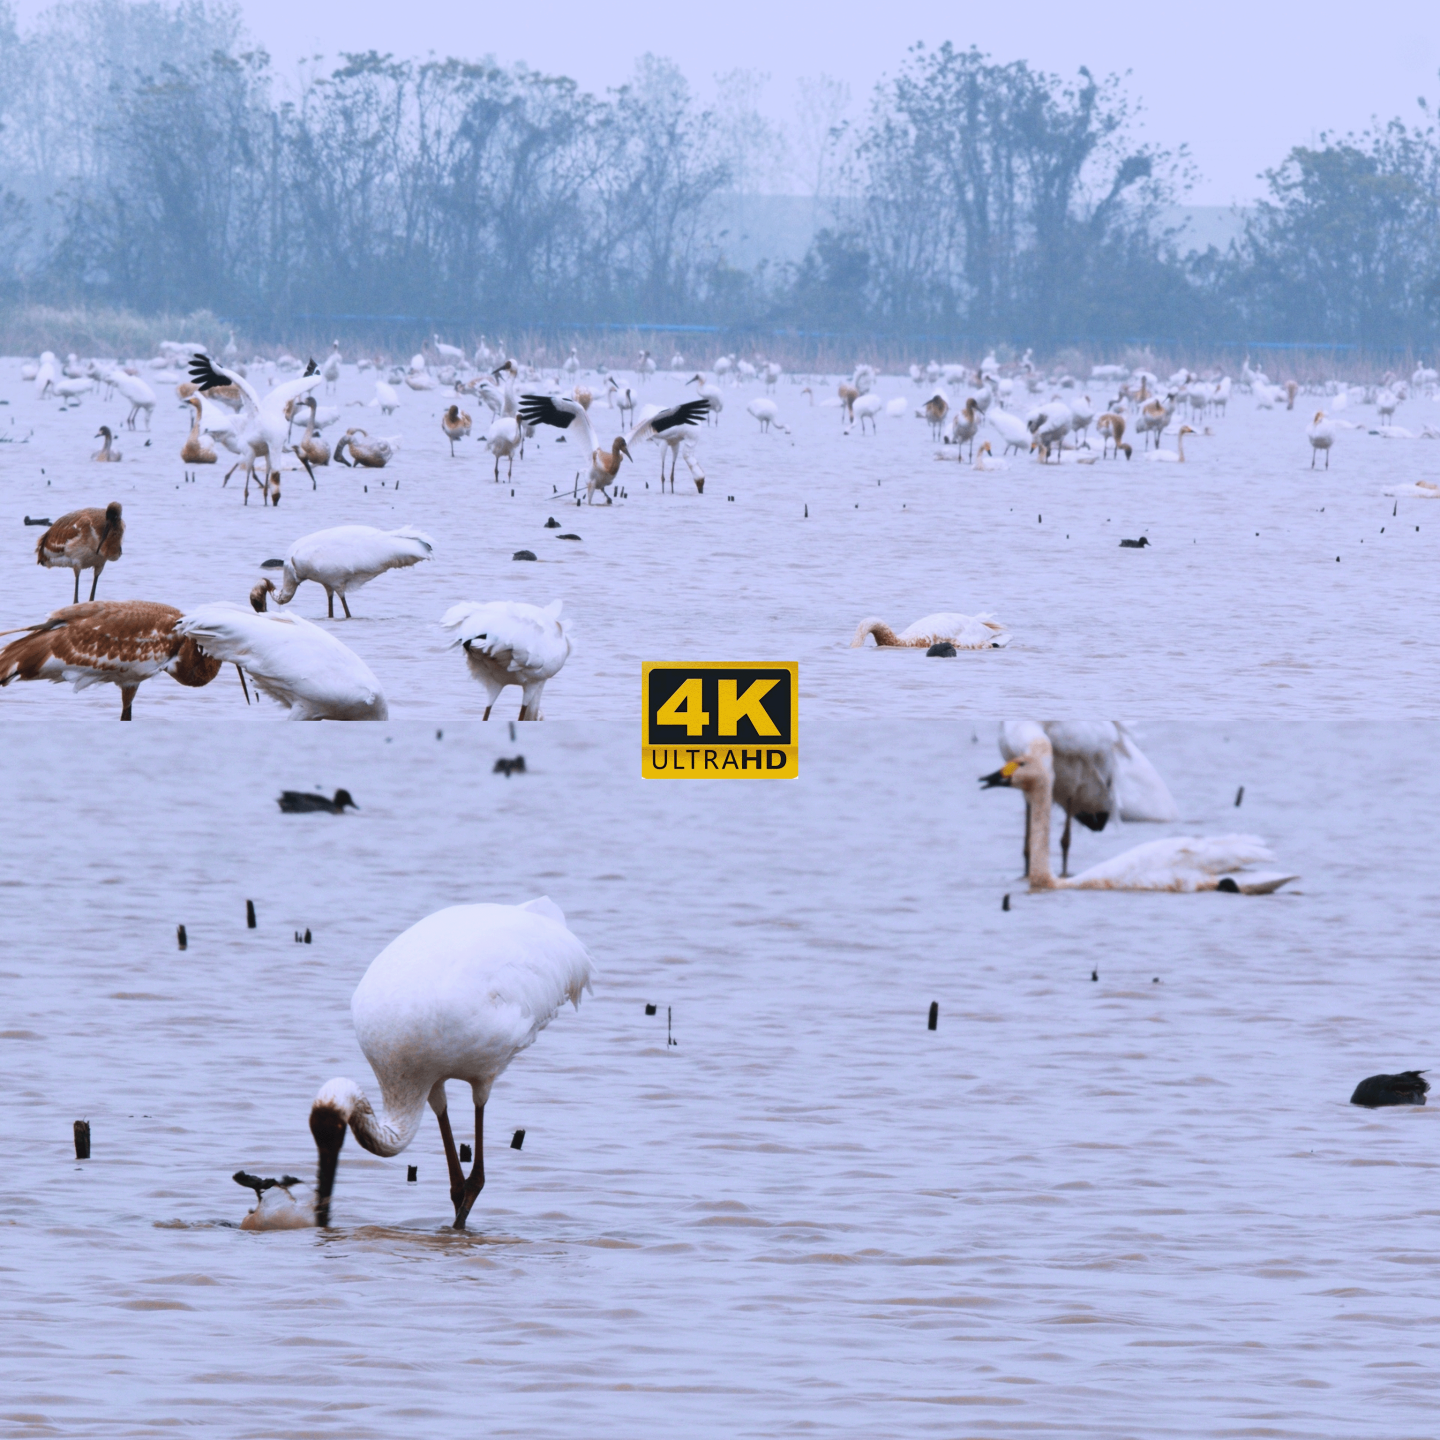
[
  {"xmin": 406, "ymin": 1165, "xmax": 417, "ymax": 1183},
  {"xmin": 927, "ymin": 1001, "xmax": 938, "ymax": 1031},
  {"xmin": 511, "ymin": 1129, "xmax": 525, "ymax": 1150},
  {"xmin": 246, "ymin": 900, "xmax": 256, "ymax": 929},
  {"xmin": 645, "ymin": 1003, "xmax": 657, "ymax": 1016},
  {"xmin": 1234, "ymin": 786, "xmax": 1245, "ymax": 807},
  {"xmin": 74, "ymin": 1120, "xmax": 90, "ymax": 1160},
  {"xmin": 1002, "ymin": 893, "xmax": 1010, "ymax": 911},
  {"xmin": 460, "ymin": 1143, "xmax": 471, "ymax": 1163},
  {"xmin": 176, "ymin": 924, "xmax": 187, "ymax": 951},
  {"xmin": 667, "ymin": 1006, "xmax": 678, "ymax": 1047}
]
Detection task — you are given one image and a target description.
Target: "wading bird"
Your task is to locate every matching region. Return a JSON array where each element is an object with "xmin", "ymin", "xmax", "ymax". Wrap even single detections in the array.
[
  {"xmin": 175, "ymin": 605, "xmax": 388, "ymax": 719},
  {"xmin": 519, "ymin": 393, "xmax": 709, "ymax": 504},
  {"xmin": 35, "ymin": 503, "xmax": 124, "ymax": 603},
  {"xmin": 302, "ymin": 898, "xmax": 594, "ymax": 1229},
  {"xmin": 263, "ymin": 525, "xmax": 434, "ymax": 619},
  {"xmin": 440, "ymin": 599, "xmax": 571, "ymax": 719},
  {"xmin": 0, "ymin": 601, "xmax": 220, "ymax": 719}
]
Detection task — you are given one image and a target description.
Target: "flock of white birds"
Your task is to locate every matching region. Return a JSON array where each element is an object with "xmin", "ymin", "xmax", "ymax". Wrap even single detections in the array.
[{"xmin": 3, "ymin": 335, "xmax": 1437, "ymax": 725}]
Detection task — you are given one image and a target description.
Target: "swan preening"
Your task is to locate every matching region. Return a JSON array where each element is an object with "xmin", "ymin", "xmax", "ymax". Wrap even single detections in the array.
[
  {"xmin": 996, "ymin": 720, "xmax": 1177, "ymax": 875},
  {"xmin": 851, "ymin": 612, "xmax": 1011, "ymax": 650},
  {"xmin": 981, "ymin": 732, "xmax": 1297, "ymax": 893},
  {"xmin": 441, "ymin": 599, "xmax": 571, "ymax": 719},
  {"xmin": 295, "ymin": 899, "xmax": 594, "ymax": 1230}
]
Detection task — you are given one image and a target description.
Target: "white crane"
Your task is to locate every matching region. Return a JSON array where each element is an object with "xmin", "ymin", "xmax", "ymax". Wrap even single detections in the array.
[
  {"xmin": 188, "ymin": 353, "xmax": 323, "ymax": 506},
  {"xmin": 747, "ymin": 397, "xmax": 787, "ymax": 433},
  {"xmin": 518, "ymin": 393, "xmax": 709, "ymax": 504},
  {"xmin": 687, "ymin": 373, "xmax": 723, "ymax": 424},
  {"xmin": 175, "ymin": 605, "xmax": 388, "ymax": 719},
  {"xmin": 440, "ymin": 599, "xmax": 572, "ymax": 720},
  {"xmin": 1025, "ymin": 402, "xmax": 1073, "ymax": 463},
  {"xmin": 1308, "ymin": 412, "xmax": 1336, "ymax": 469},
  {"xmin": 296, "ymin": 899, "xmax": 593, "ymax": 1230},
  {"xmin": 263, "ymin": 525, "xmax": 434, "ymax": 619}
]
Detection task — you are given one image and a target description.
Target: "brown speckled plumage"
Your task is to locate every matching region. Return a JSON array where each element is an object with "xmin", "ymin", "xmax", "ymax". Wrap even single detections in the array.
[{"xmin": 0, "ymin": 600, "xmax": 220, "ymax": 719}]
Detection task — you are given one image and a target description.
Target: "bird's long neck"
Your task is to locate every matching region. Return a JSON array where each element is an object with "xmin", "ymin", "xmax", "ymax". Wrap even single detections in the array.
[
  {"xmin": 851, "ymin": 618, "xmax": 900, "ymax": 647},
  {"xmin": 309, "ymin": 1075, "xmax": 428, "ymax": 1226},
  {"xmin": 1022, "ymin": 774, "xmax": 1059, "ymax": 890}
]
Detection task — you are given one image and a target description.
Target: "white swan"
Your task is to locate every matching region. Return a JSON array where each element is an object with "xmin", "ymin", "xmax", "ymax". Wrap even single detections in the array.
[
  {"xmin": 1308, "ymin": 412, "xmax": 1336, "ymax": 468},
  {"xmin": 299, "ymin": 899, "xmax": 594, "ymax": 1229},
  {"xmin": 851, "ymin": 612, "xmax": 1011, "ymax": 650},
  {"xmin": 266, "ymin": 525, "xmax": 434, "ymax": 619},
  {"xmin": 1145, "ymin": 424, "xmax": 1195, "ymax": 464},
  {"xmin": 972, "ymin": 441, "xmax": 1008, "ymax": 472},
  {"xmin": 981, "ymin": 733, "xmax": 1297, "ymax": 893},
  {"xmin": 175, "ymin": 604, "xmax": 388, "ymax": 719},
  {"xmin": 988, "ymin": 407, "xmax": 1032, "ymax": 456},
  {"xmin": 994, "ymin": 720, "xmax": 1178, "ymax": 876},
  {"xmin": 440, "ymin": 599, "xmax": 572, "ymax": 719}
]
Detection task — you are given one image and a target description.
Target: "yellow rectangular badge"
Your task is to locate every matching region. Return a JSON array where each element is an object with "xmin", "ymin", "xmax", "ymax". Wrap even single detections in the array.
[{"xmin": 642, "ymin": 663, "xmax": 798, "ymax": 778}]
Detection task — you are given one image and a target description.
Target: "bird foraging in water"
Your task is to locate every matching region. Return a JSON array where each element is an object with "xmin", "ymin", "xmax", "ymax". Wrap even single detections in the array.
[
  {"xmin": 35, "ymin": 503, "xmax": 124, "ymax": 603},
  {"xmin": 267, "ymin": 525, "xmax": 434, "ymax": 619},
  {"xmin": 0, "ymin": 601, "xmax": 220, "ymax": 719},
  {"xmin": 851, "ymin": 612, "xmax": 1010, "ymax": 650},
  {"xmin": 174, "ymin": 605, "xmax": 388, "ymax": 720},
  {"xmin": 1350, "ymin": 1071, "xmax": 1428, "ymax": 1108},
  {"xmin": 306, "ymin": 898, "xmax": 594, "ymax": 1228},
  {"xmin": 278, "ymin": 788, "xmax": 358, "ymax": 814},
  {"xmin": 440, "ymin": 599, "xmax": 571, "ymax": 720}
]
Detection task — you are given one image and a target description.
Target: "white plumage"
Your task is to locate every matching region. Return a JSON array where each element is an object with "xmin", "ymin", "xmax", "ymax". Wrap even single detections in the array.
[
  {"xmin": 984, "ymin": 733, "xmax": 1296, "ymax": 893},
  {"xmin": 272, "ymin": 525, "xmax": 434, "ymax": 619},
  {"xmin": 440, "ymin": 599, "xmax": 571, "ymax": 719},
  {"xmin": 746, "ymin": 396, "xmax": 785, "ymax": 433},
  {"xmin": 851, "ymin": 611, "xmax": 1011, "ymax": 650},
  {"xmin": 997, "ymin": 720, "xmax": 1178, "ymax": 875},
  {"xmin": 988, "ymin": 408, "xmax": 1032, "ymax": 455},
  {"xmin": 176, "ymin": 603, "xmax": 388, "ymax": 720},
  {"xmin": 297, "ymin": 898, "xmax": 594, "ymax": 1229}
]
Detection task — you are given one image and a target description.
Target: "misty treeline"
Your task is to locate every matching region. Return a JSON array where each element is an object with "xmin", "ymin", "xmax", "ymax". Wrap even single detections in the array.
[{"xmin": 1, "ymin": 0, "xmax": 1438, "ymax": 351}]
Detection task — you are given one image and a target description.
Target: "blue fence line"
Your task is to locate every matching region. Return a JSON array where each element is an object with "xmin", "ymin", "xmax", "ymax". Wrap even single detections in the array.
[{"xmin": 264, "ymin": 315, "xmax": 1393, "ymax": 353}]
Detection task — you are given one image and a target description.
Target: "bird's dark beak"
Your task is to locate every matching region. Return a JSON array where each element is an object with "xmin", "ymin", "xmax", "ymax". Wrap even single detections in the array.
[
  {"xmin": 309, "ymin": 1102, "xmax": 347, "ymax": 1228},
  {"xmin": 980, "ymin": 760, "xmax": 1020, "ymax": 789}
]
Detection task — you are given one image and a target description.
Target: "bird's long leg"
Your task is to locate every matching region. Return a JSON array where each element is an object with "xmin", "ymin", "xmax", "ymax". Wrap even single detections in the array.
[
  {"xmin": 452, "ymin": 1104, "xmax": 485, "ymax": 1230},
  {"xmin": 1061, "ymin": 812, "xmax": 1072, "ymax": 878},
  {"xmin": 88, "ymin": 560, "xmax": 104, "ymax": 602},
  {"xmin": 236, "ymin": 664, "xmax": 250, "ymax": 705},
  {"xmin": 119, "ymin": 684, "xmax": 137, "ymax": 721},
  {"xmin": 326, "ymin": 589, "xmax": 334, "ymax": 618},
  {"xmin": 436, "ymin": 1106, "xmax": 465, "ymax": 1214},
  {"xmin": 71, "ymin": 569, "xmax": 80, "ymax": 604},
  {"xmin": 1023, "ymin": 804, "xmax": 1030, "ymax": 877},
  {"xmin": 340, "ymin": 593, "xmax": 351, "ymax": 619}
]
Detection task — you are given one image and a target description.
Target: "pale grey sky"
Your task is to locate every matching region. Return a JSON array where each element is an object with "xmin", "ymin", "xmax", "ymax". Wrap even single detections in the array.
[{"xmin": 17, "ymin": 0, "xmax": 1440, "ymax": 204}]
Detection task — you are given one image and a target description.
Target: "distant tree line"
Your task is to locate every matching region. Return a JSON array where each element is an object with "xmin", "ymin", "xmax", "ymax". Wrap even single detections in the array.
[{"xmin": 0, "ymin": 0, "xmax": 1437, "ymax": 351}]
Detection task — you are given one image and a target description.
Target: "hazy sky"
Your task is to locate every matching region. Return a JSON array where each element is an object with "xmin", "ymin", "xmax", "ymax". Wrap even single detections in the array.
[{"xmin": 19, "ymin": 0, "xmax": 1440, "ymax": 204}]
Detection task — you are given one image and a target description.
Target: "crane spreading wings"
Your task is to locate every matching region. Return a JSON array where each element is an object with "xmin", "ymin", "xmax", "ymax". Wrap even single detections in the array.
[{"xmin": 518, "ymin": 394, "xmax": 710, "ymax": 454}]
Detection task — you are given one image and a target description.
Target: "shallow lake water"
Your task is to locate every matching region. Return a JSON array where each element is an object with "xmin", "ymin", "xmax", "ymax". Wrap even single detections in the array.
[{"xmin": 2, "ymin": 720, "xmax": 1438, "ymax": 1437}]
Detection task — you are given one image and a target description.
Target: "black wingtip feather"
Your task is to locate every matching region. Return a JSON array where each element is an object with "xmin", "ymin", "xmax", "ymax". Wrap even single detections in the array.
[
  {"xmin": 519, "ymin": 394, "xmax": 577, "ymax": 431},
  {"xmin": 189, "ymin": 353, "xmax": 229, "ymax": 391}
]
